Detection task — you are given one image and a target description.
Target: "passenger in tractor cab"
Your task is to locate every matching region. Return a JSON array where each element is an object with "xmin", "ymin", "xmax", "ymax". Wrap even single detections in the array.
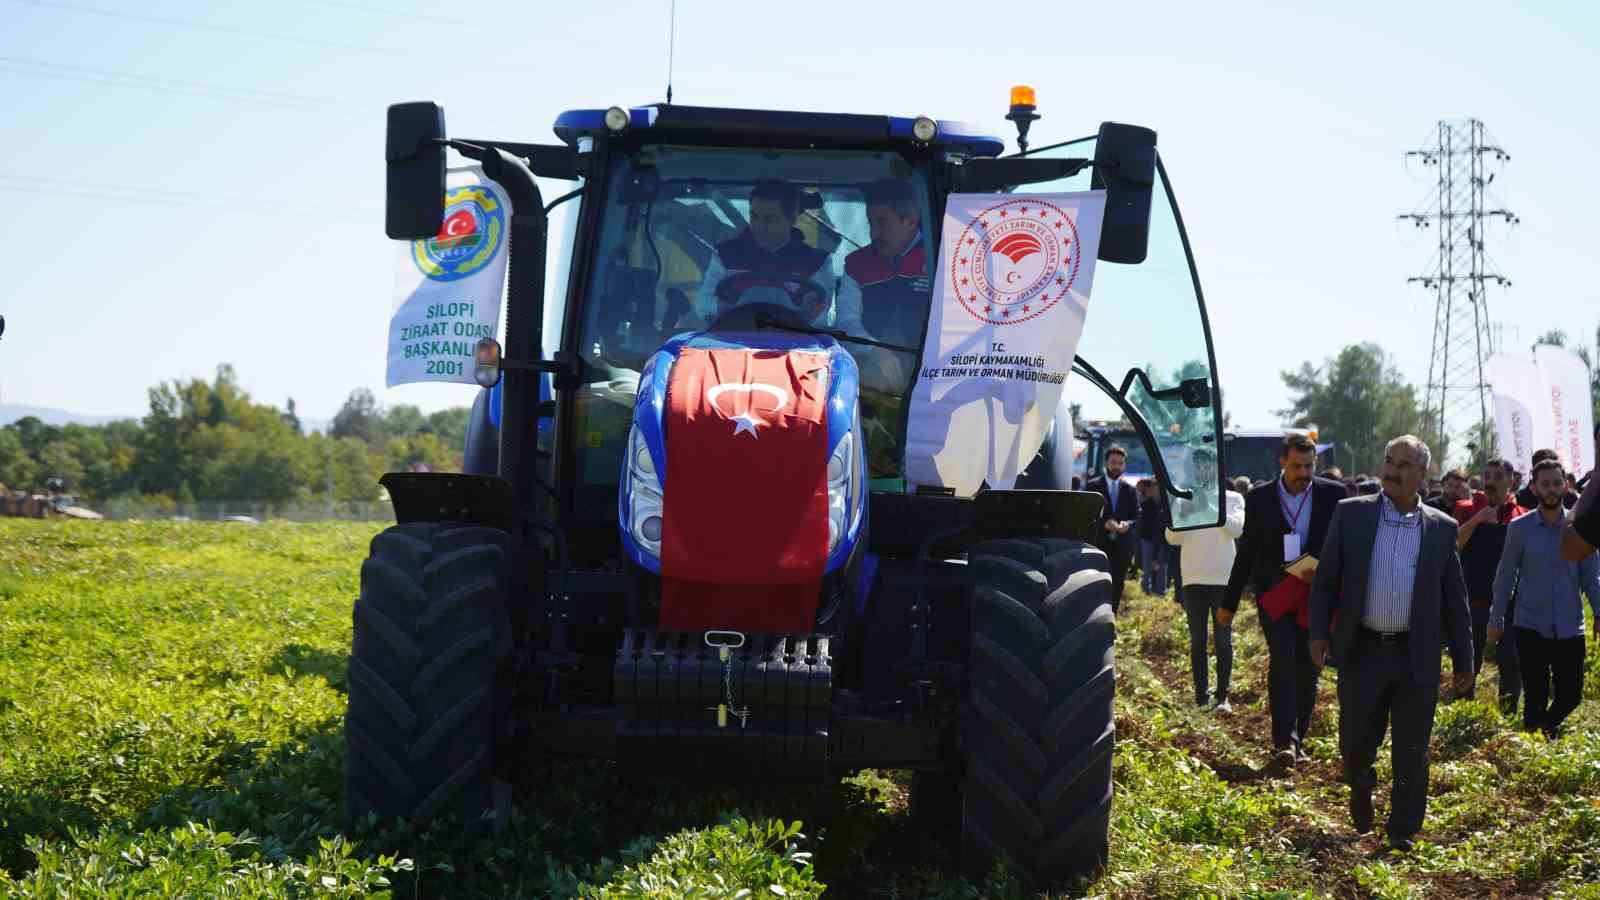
[
  {"xmin": 834, "ymin": 178, "xmax": 930, "ymax": 349},
  {"xmin": 694, "ymin": 179, "xmax": 837, "ymax": 325}
]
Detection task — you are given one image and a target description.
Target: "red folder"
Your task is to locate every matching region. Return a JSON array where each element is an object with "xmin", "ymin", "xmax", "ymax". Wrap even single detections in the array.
[{"xmin": 1260, "ymin": 575, "xmax": 1311, "ymax": 628}]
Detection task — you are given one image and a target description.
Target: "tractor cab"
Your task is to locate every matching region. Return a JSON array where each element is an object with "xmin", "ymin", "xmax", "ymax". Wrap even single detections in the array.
[
  {"xmin": 454, "ymin": 102, "xmax": 1222, "ymax": 545},
  {"xmin": 357, "ymin": 93, "xmax": 1225, "ymax": 889}
]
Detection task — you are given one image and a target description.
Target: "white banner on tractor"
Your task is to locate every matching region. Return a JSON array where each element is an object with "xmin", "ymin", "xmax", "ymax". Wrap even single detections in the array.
[
  {"xmin": 1491, "ymin": 348, "xmax": 1596, "ymax": 480},
  {"xmin": 903, "ymin": 190, "xmax": 1106, "ymax": 495},
  {"xmin": 386, "ymin": 166, "xmax": 510, "ymax": 387}
]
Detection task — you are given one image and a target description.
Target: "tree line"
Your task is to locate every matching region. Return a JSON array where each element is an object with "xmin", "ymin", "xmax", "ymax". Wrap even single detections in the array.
[
  {"xmin": 0, "ymin": 364, "xmax": 472, "ymax": 508},
  {"xmin": 1277, "ymin": 324, "xmax": 1599, "ymax": 475},
  {"xmin": 6, "ymin": 326, "xmax": 1594, "ymax": 508}
]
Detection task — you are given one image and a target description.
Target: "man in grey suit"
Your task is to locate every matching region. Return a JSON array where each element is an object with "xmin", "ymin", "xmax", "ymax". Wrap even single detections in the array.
[{"xmin": 1308, "ymin": 434, "xmax": 1474, "ymax": 852}]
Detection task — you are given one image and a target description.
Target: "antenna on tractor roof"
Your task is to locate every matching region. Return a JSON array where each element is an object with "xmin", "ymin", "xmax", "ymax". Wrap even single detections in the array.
[{"xmin": 665, "ymin": 0, "xmax": 677, "ymax": 105}]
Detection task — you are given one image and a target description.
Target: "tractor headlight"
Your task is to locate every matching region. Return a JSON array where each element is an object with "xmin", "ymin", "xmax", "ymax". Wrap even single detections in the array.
[
  {"xmin": 625, "ymin": 424, "xmax": 663, "ymax": 556},
  {"xmin": 604, "ymin": 106, "xmax": 629, "ymax": 133},
  {"xmin": 826, "ymin": 431, "xmax": 852, "ymax": 554},
  {"xmin": 912, "ymin": 115, "xmax": 939, "ymax": 143}
]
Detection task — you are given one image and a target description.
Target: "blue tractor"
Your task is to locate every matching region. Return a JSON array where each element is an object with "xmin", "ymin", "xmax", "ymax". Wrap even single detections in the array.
[{"xmin": 349, "ymin": 92, "xmax": 1226, "ymax": 888}]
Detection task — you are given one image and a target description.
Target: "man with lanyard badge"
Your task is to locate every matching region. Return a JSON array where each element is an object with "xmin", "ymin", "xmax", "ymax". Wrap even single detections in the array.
[{"xmin": 1228, "ymin": 433, "xmax": 1347, "ymax": 765}]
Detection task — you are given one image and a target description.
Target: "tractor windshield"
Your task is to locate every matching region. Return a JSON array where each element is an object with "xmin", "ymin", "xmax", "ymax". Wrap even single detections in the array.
[
  {"xmin": 1013, "ymin": 137, "xmax": 1225, "ymax": 529},
  {"xmin": 574, "ymin": 145, "xmax": 935, "ymax": 496}
]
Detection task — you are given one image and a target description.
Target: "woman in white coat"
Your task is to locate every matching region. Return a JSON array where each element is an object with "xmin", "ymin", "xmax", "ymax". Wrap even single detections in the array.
[{"xmin": 1167, "ymin": 448, "xmax": 1247, "ymax": 711}]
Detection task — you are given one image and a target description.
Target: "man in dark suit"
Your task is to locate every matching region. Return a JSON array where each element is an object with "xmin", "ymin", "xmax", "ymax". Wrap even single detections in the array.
[
  {"xmin": 1225, "ymin": 433, "xmax": 1347, "ymax": 765},
  {"xmin": 1087, "ymin": 445, "xmax": 1139, "ymax": 613},
  {"xmin": 1309, "ymin": 434, "xmax": 1474, "ymax": 852}
]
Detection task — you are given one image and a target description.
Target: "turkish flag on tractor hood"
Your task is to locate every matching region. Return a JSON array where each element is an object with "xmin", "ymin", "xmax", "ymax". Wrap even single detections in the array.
[{"xmin": 658, "ymin": 346, "xmax": 833, "ymax": 634}]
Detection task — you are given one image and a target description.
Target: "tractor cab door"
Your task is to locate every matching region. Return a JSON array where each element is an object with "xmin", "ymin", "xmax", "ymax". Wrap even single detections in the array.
[{"xmin": 1008, "ymin": 137, "xmax": 1225, "ymax": 529}]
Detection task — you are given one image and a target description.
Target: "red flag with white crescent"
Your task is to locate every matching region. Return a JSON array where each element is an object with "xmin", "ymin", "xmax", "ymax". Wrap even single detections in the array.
[{"xmin": 658, "ymin": 347, "xmax": 831, "ymax": 633}]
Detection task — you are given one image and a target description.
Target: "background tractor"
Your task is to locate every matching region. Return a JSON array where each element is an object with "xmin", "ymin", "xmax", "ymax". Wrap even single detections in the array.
[{"xmin": 347, "ymin": 91, "xmax": 1225, "ymax": 888}]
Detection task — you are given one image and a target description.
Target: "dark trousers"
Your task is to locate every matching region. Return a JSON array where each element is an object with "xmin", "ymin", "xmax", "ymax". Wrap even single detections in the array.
[
  {"xmin": 1104, "ymin": 539, "xmax": 1131, "ymax": 612},
  {"xmin": 1140, "ymin": 538, "xmax": 1168, "ymax": 595},
  {"xmin": 1168, "ymin": 545, "xmax": 1183, "ymax": 598},
  {"xmin": 1337, "ymin": 634, "xmax": 1439, "ymax": 839},
  {"xmin": 1183, "ymin": 584, "xmax": 1232, "ymax": 704},
  {"xmin": 1260, "ymin": 607, "xmax": 1319, "ymax": 751},
  {"xmin": 1469, "ymin": 603, "xmax": 1521, "ymax": 709},
  {"xmin": 1515, "ymin": 628, "xmax": 1586, "ymax": 737}
]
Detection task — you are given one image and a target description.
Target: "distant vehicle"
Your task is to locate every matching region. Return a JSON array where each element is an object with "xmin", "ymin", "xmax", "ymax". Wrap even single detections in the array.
[
  {"xmin": 1076, "ymin": 422, "xmax": 1189, "ymax": 487},
  {"xmin": 1077, "ymin": 424, "xmax": 1336, "ymax": 490},
  {"xmin": 48, "ymin": 494, "xmax": 104, "ymax": 520},
  {"xmin": 219, "ymin": 515, "xmax": 261, "ymax": 525},
  {"xmin": 1221, "ymin": 428, "xmax": 1337, "ymax": 486},
  {"xmin": 0, "ymin": 485, "xmax": 103, "ymax": 520}
]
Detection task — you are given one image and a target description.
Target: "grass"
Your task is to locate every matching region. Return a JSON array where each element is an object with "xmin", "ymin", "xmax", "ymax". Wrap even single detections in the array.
[{"xmin": 3, "ymin": 519, "xmax": 1600, "ymax": 897}]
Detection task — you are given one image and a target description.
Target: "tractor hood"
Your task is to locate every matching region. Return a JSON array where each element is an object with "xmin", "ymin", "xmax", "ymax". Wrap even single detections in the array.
[{"xmin": 620, "ymin": 330, "xmax": 866, "ymax": 633}]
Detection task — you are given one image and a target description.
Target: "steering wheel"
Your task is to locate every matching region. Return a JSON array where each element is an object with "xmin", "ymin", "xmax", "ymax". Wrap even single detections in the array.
[
  {"xmin": 713, "ymin": 270, "xmax": 830, "ymax": 321},
  {"xmin": 706, "ymin": 301, "xmax": 813, "ymax": 333}
]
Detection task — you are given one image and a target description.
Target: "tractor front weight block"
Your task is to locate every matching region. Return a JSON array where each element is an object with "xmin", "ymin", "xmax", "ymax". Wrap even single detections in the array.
[{"xmin": 613, "ymin": 629, "xmax": 833, "ymax": 777}]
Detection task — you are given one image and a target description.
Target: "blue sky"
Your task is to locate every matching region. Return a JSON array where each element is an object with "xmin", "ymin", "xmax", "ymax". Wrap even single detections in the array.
[{"xmin": 1, "ymin": 0, "xmax": 1595, "ymax": 433}]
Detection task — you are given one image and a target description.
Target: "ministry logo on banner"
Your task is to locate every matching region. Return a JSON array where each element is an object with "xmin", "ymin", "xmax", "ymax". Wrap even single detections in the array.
[
  {"xmin": 904, "ymin": 191, "xmax": 1106, "ymax": 495},
  {"xmin": 387, "ymin": 167, "xmax": 511, "ymax": 387}
]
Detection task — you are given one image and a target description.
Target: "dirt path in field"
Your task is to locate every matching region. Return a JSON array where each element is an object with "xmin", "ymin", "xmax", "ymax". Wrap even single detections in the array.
[{"xmin": 1123, "ymin": 590, "xmax": 1547, "ymax": 899}]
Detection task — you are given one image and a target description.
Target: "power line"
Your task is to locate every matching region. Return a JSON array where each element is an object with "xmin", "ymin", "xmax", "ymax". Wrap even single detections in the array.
[
  {"xmin": 0, "ymin": 57, "xmax": 355, "ymax": 109},
  {"xmin": 0, "ymin": 56, "xmax": 348, "ymax": 105},
  {"xmin": 0, "ymin": 174, "xmax": 376, "ymax": 222},
  {"xmin": 299, "ymin": 0, "xmax": 483, "ymax": 29},
  {"xmin": 10, "ymin": 0, "xmax": 407, "ymax": 55},
  {"xmin": 11, "ymin": 0, "xmax": 553, "ymax": 71}
]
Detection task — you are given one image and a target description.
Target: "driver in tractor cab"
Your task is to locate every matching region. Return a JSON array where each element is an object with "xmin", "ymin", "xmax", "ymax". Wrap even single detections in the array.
[
  {"xmin": 694, "ymin": 179, "xmax": 837, "ymax": 325},
  {"xmin": 834, "ymin": 178, "xmax": 929, "ymax": 350}
]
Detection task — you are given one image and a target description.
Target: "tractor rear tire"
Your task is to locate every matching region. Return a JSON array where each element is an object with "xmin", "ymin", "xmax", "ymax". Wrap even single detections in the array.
[
  {"xmin": 343, "ymin": 522, "xmax": 512, "ymax": 832},
  {"xmin": 960, "ymin": 537, "xmax": 1115, "ymax": 887}
]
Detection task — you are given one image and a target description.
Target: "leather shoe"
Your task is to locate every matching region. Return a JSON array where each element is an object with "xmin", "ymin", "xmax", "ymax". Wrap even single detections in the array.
[
  {"xmin": 1350, "ymin": 790, "xmax": 1373, "ymax": 834},
  {"xmin": 1389, "ymin": 832, "xmax": 1415, "ymax": 852}
]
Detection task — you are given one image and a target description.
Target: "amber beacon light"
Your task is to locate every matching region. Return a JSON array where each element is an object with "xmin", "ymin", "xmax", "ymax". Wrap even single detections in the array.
[{"xmin": 1006, "ymin": 85, "xmax": 1040, "ymax": 154}]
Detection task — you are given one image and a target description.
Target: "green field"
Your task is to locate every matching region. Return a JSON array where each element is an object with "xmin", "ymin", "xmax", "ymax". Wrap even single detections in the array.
[{"xmin": 3, "ymin": 520, "xmax": 1600, "ymax": 898}]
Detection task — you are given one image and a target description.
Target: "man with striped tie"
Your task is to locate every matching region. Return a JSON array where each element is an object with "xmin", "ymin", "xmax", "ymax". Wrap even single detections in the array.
[{"xmin": 1308, "ymin": 434, "xmax": 1474, "ymax": 852}]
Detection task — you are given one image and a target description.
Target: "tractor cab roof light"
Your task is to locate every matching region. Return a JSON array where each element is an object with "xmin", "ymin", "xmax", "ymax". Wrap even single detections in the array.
[
  {"xmin": 1006, "ymin": 85, "xmax": 1040, "ymax": 155},
  {"xmin": 912, "ymin": 116, "xmax": 939, "ymax": 144},
  {"xmin": 603, "ymin": 106, "xmax": 630, "ymax": 133}
]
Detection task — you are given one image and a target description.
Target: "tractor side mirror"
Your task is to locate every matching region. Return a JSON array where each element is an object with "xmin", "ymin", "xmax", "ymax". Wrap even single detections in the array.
[
  {"xmin": 385, "ymin": 101, "xmax": 446, "ymax": 240},
  {"xmin": 1091, "ymin": 122, "xmax": 1157, "ymax": 264}
]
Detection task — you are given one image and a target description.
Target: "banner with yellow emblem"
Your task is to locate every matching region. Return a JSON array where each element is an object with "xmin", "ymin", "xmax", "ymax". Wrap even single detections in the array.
[{"xmin": 386, "ymin": 166, "xmax": 511, "ymax": 387}]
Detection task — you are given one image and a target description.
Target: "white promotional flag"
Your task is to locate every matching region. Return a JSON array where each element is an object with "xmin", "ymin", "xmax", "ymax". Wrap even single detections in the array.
[
  {"xmin": 1489, "ymin": 354, "xmax": 1553, "ymax": 473},
  {"xmin": 904, "ymin": 191, "xmax": 1105, "ymax": 495},
  {"xmin": 387, "ymin": 166, "xmax": 511, "ymax": 387},
  {"xmin": 1534, "ymin": 345, "xmax": 1596, "ymax": 480}
]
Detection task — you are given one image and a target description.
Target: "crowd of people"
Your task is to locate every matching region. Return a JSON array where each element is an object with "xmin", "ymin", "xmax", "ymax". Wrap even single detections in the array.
[{"xmin": 1086, "ymin": 433, "xmax": 1600, "ymax": 852}]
